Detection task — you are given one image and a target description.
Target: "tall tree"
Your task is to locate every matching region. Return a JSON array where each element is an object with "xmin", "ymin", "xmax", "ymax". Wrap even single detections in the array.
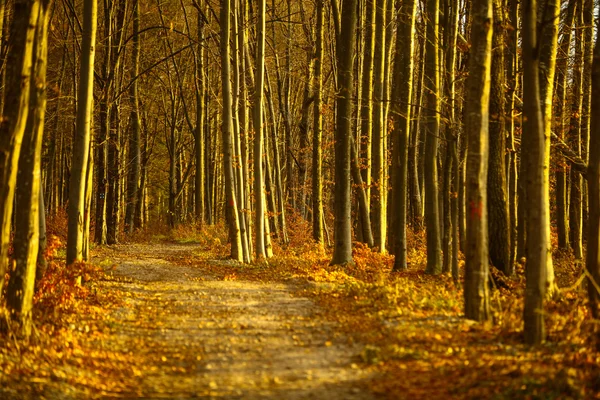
[
  {"xmin": 522, "ymin": 0, "xmax": 548, "ymax": 345},
  {"xmin": 194, "ymin": 3, "xmax": 207, "ymax": 225},
  {"xmin": 330, "ymin": 0, "xmax": 358, "ymax": 266},
  {"xmin": 585, "ymin": 5, "xmax": 600, "ymax": 319},
  {"xmin": 0, "ymin": 0, "xmax": 41, "ymax": 292},
  {"xmin": 253, "ymin": 0, "xmax": 268, "ymax": 259},
  {"xmin": 537, "ymin": 0, "xmax": 558, "ymax": 292},
  {"xmin": 464, "ymin": 0, "xmax": 492, "ymax": 322},
  {"xmin": 66, "ymin": 0, "xmax": 97, "ymax": 265},
  {"xmin": 389, "ymin": 0, "xmax": 416, "ymax": 271},
  {"xmin": 312, "ymin": 0, "xmax": 325, "ymax": 246},
  {"xmin": 371, "ymin": 0, "xmax": 387, "ymax": 252},
  {"xmin": 487, "ymin": 0, "xmax": 512, "ymax": 276},
  {"xmin": 423, "ymin": 0, "xmax": 442, "ymax": 274},
  {"xmin": 221, "ymin": 0, "xmax": 243, "ymax": 261},
  {"xmin": 125, "ymin": 0, "xmax": 141, "ymax": 234},
  {"xmin": 5, "ymin": 0, "xmax": 51, "ymax": 337},
  {"xmin": 554, "ymin": 0, "xmax": 576, "ymax": 251}
]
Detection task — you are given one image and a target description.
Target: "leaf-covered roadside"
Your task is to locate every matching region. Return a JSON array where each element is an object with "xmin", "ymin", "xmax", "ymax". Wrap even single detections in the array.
[
  {"xmin": 0, "ymin": 239, "xmax": 141, "ymax": 399},
  {"xmin": 173, "ymin": 223, "xmax": 600, "ymax": 399}
]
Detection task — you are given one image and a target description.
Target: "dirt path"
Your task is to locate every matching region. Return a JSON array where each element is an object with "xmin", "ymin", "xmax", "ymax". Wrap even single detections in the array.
[{"xmin": 92, "ymin": 243, "xmax": 377, "ymax": 399}]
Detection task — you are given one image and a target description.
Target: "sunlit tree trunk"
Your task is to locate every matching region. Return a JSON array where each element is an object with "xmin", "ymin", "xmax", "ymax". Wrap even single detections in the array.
[
  {"xmin": 67, "ymin": 0, "xmax": 97, "ymax": 265},
  {"xmin": 232, "ymin": 1, "xmax": 250, "ymax": 263},
  {"xmin": 389, "ymin": 0, "xmax": 416, "ymax": 271},
  {"xmin": 522, "ymin": 0, "xmax": 548, "ymax": 345},
  {"xmin": 330, "ymin": 0, "xmax": 357, "ymax": 266},
  {"xmin": 221, "ymin": 0, "xmax": 243, "ymax": 261},
  {"xmin": 569, "ymin": 7, "xmax": 584, "ymax": 260},
  {"xmin": 506, "ymin": 0, "xmax": 519, "ymax": 265},
  {"xmin": 580, "ymin": 0, "xmax": 593, "ymax": 239},
  {"xmin": 537, "ymin": 0, "xmax": 558, "ymax": 293},
  {"xmin": 585, "ymin": 5, "xmax": 600, "ymax": 319},
  {"xmin": 6, "ymin": 0, "xmax": 50, "ymax": 337},
  {"xmin": 487, "ymin": 0, "xmax": 511, "ymax": 275},
  {"xmin": 359, "ymin": 0, "xmax": 374, "ymax": 215},
  {"xmin": 312, "ymin": 0, "xmax": 324, "ymax": 246},
  {"xmin": 253, "ymin": 0, "xmax": 269, "ymax": 259},
  {"xmin": 464, "ymin": 0, "xmax": 492, "ymax": 322},
  {"xmin": 125, "ymin": 0, "xmax": 141, "ymax": 234},
  {"xmin": 194, "ymin": 5, "xmax": 207, "ymax": 225},
  {"xmin": 371, "ymin": 0, "xmax": 386, "ymax": 252},
  {"xmin": 0, "ymin": 0, "xmax": 38, "ymax": 295},
  {"xmin": 554, "ymin": 0, "xmax": 576, "ymax": 251},
  {"xmin": 424, "ymin": 0, "xmax": 442, "ymax": 274}
]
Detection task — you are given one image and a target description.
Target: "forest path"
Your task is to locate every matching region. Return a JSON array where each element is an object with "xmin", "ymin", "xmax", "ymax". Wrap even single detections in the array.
[{"xmin": 92, "ymin": 242, "xmax": 377, "ymax": 399}]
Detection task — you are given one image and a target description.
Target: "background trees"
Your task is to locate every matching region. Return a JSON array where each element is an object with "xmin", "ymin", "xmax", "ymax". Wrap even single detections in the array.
[{"xmin": 0, "ymin": 0, "xmax": 598, "ymax": 346}]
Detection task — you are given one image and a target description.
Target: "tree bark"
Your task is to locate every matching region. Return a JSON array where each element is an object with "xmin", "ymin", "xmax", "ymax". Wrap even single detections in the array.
[
  {"xmin": 389, "ymin": 0, "xmax": 416, "ymax": 271},
  {"xmin": 6, "ymin": 0, "xmax": 50, "ymax": 337},
  {"xmin": 585, "ymin": 4, "xmax": 600, "ymax": 319},
  {"xmin": 487, "ymin": 0, "xmax": 512, "ymax": 275},
  {"xmin": 67, "ymin": 0, "xmax": 96, "ymax": 265},
  {"xmin": 0, "ymin": 0, "xmax": 39, "ymax": 296},
  {"xmin": 424, "ymin": 0, "xmax": 442, "ymax": 274},
  {"xmin": 330, "ymin": 0, "xmax": 357, "ymax": 266},
  {"xmin": 221, "ymin": 0, "xmax": 243, "ymax": 261},
  {"xmin": 464, "ymin": 0, "xmax": 492, "ymax": 322},
  {"xmin": 522, "ymin": 0, "xmax": 548, "ymax": 345},
  {"xmin": 312, "ymin": 0, "xmax": 325, "ymax": 246}
]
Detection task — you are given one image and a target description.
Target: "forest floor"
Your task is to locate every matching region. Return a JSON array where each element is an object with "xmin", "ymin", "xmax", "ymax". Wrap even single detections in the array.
[{"xmin": 2, "ymin": 222, "xmax": 600, "ymax": 399}]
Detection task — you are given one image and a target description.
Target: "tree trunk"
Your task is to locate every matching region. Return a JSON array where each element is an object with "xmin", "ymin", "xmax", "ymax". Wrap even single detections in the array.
[
  {"xmin": 554, "ymin": 0, "xmax": 576, "ymax": 251},
  {"xmin": 330, "ymin": 0, "xmax": 357, "ymax": 266},
  {"xmin": 312, "ymin": 0, "xmax": 324, "ymax": 246},
  {"xmin": 522, "ymin": 0, "xmax": 548, "ymax": 345},
  {"xmin": 424, "ymin": 0, "xmax": 443, "ymax": 274},
  {"xmin": 389, "ymin": 0, "xmax": 416, "ymax": 271},
  {"xmin": 125, "ymin": 0, "xmax": 141, "ymax": 234},
  {"xmin": 66, "ymin": 0, "xmax": 96, "ymax": 265},
  {"xmin": 569, "ymin": 7, "xmax": 584, "ymax": 259},
  {"xmin": 253, "ymin": 0, "xmax": 268, "ymax": 260},
  {"xmin": 221, "ymin": 0, "xmax": 243, "ymax": 261},
  {"xmin": 359, "ymin": 0, "xmax": 375, "ymax": 217},
  {"xmin": 487, "ymin": 0, "xmax": 512, "ymax": 275},
  {"xmin": 371, "ymin": 0, "xmax": 386, "ymax": 252},
  {"xmin": 464, "ymin": 0, "xmax": 492, "ymax": 322},
  {"xmin": 537, "ymin": 0, "xmax": 558, "ymax": 293},
  {"xmin": 0, "ymin": 0, "xmax": 39, "ymax": 296},
  {"xmin": 6, "ymin": 0, "xmax": 50, "ymax": 337},
  {"xmin": 585, "ymin": 5, "xmax": 600, "ymax": 319}
]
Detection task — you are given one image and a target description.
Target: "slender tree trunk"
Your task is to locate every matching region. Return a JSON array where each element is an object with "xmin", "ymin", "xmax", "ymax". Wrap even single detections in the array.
[
  {"xmin": 487, "ymin": 0, "xmax": 511, "ymax": 275},
  {"xmin": 424, "ymin": 0, "xmax": 443, "ymax": 274},
  {"xmin": 537, "ymin": 0, "xmax": 558, "ymax": 293},
  {"xmin": 522, "ymin": 0, "xmax": 548, "ymax": 345},
  {"xmin": 389, "ymin": 0, "xmax": 416, "ymax": 271},
  {"xmin": 580, "ymin": 0, "xmax": 593, "ymax": 240},
  {"xmin": 0, "ymin": 0, "xmax": 39, "ymax": 295},
  {"xmin": 464, "ymin": 0, "xmax": 492, "ymax": 322},
  {"xmin": 554, "ymin": 0, "xmax": 576, "ymax": 251},
  {"xmin": 330, "ymin": 0, "xmax": 357, "ymax": 266},
  {"xmin": 569, "ymin": 7, "xmax": 584, "ymax": 259},
  {"xmin": 6, "ymin": 0, "xmax": 50, "ymax": 337},
  {"xmin": 66, "ymin": 0, "xmax": 96, "ymax": 265},
  {"xmin": 194, "ymin": 5, "xmax": 206, "ymax": 225},
  {"xmin": 312, "ymin": 0, "xmax": 325, "ymax": 246},
  {"xmin": 360, "ymin": 0, "xmax": 375, "ymax": 215},
  {"xmin": 585, "ymin": 5, "xmax": 600, "ymax": 319},
  {"xmin": 221, "ymin": 0, "xmax": 243, "ymax": 261},
  {"xmin": 506, "ymin": 0, "xmax": 519, "ymax": 266},
  {"xmin": 253, "ymin": 0, "xmax": 268, "ymax": 259},
  {"xmin": 370, "ymin": 0, "xmax": 386, "ymax": 252},
  {"xmin": 125, "ymin": 0, "xmax": 141, "ymax": 234}
]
